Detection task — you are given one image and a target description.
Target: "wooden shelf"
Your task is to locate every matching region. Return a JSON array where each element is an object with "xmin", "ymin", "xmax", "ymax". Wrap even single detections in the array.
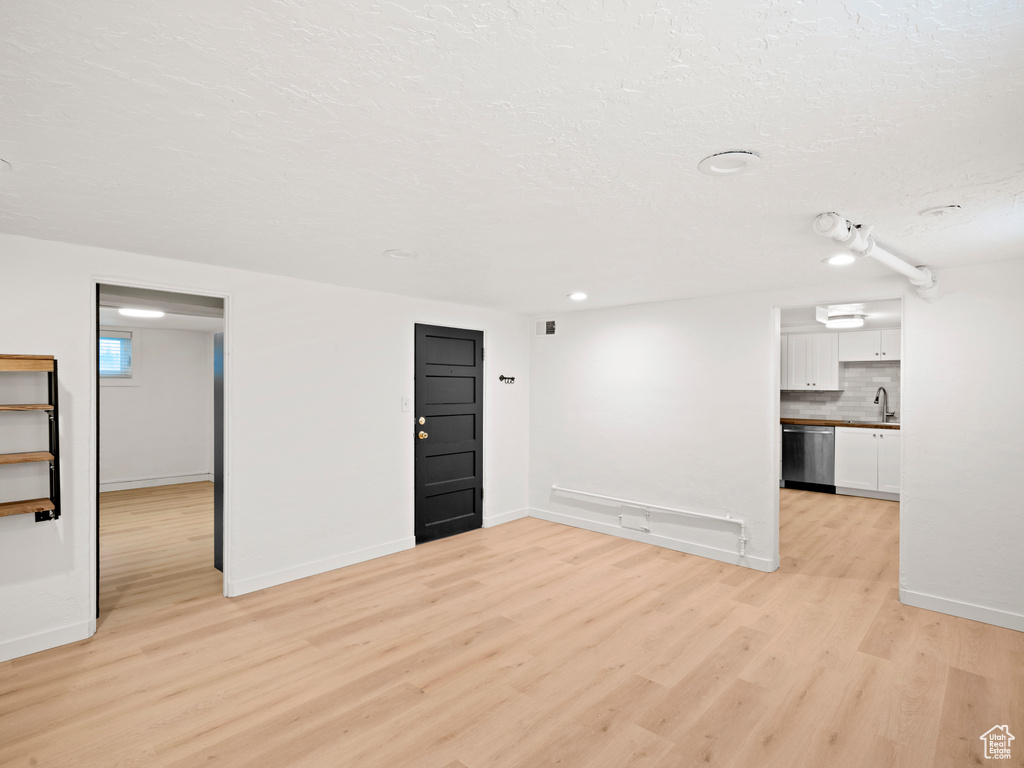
[
  {"xmin": 0, "ymin": 498, "xmax": 55, "ymax": 518},
  {"xmin": 1, "ymin": 355, "xmax": 61, "ymax": 522},
  {"xmin": 0, "ymin": 451, "xmax": 55, "ymax": 465},
  {"xmin": 0, "ymin": 355, "xmax": 55, "ymax": 373}
]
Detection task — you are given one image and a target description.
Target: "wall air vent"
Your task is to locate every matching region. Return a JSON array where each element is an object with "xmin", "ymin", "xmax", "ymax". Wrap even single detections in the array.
[{"xmin": 536, "ymin": 320, "xmax": 556, "ymax": 337}]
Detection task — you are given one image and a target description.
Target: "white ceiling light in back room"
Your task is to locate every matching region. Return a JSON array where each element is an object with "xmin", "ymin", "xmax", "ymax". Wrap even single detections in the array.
[
  {"xmin": 568, "ymin": 292, "xmax": 587, "ymax": 301},
  {"xmin": 697, "ymin": 151, "xmax": 761, "ymax": 176},
  {"xmin": 824, "ymin": 253, "xmax": 856, "ymax": 266},
  {"xmin": 118, "ymin": 308, "xmax": 165, "ymax": 318},
  {"xmin": 825, "ymin": 314, "xmax": 867, "ymax": 329}
]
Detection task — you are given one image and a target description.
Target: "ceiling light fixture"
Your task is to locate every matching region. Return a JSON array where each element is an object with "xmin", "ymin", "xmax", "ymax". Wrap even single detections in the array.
[
  {"xmin": 824, "ymin": 313, "xmax": 867, "ymax": 329},
  {"xmin": 824, "ymin": 253, "xmax": 856, "ymax": 266},
  {"xmin": 920, "ymin": 204, "xmax": 961, "ymax": 217},
  {"xmin": 697, "ymin": 150, "xmax": 761, "ymax": 176},
  {"xmin": 118, "ymin": 308, "xmax": 165, "ymax": 318},
  {"xmin": 568, "ymin": 292, "xmax": 587, "ymax": 301},
  {"xmin": 384, "ymin": 249, "xmax": 417, "ymax": 260}
]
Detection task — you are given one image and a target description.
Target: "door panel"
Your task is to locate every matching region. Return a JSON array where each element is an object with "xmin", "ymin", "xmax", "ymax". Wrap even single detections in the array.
[
  {"xmin": 424, "ymin": 375, "xmax": 476, "ymax": 404},
  {"xmin": 415, "ymin": 324, "xmax": 483, "ymax": 543},
  {"xmin": 427, "ymin": 414, "xmax": 477, "ymax": 444},
  {"xmin": 425, "ymin": 452, "xmax": 476, "ymax": 485}
]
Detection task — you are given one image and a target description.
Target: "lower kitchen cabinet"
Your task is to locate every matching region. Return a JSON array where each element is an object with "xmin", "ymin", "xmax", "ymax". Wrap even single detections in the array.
[
  {"xmin": 835, "ymin": 427, "xmax": 900, "ymax": 497},
  {"xmin": 876, "ymin": 429, "xmax": 901, "ymax": 494}
]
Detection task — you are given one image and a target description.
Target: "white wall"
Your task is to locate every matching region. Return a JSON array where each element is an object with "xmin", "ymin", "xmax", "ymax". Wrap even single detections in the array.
[
  {"xmin": 0, "ymin": 233, "xmax": 530, "ymax": 661},
  {"xmin": 900, "ymin": 259, "xmax": 1024, "ymax": 629},
  {"xmin": 100, "ymin": 327, "xmax": 215, "ymax": 490},
  {"xmin": 530, "ymin": 264, "xmax": 1024, "ymax": 631},
  {"xmin": 529, "ymin": 294, "xmax": 781, "ymax": 570}
]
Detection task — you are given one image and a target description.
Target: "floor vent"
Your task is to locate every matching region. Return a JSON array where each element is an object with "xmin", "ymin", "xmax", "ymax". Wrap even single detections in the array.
[{"xmin": 536, "ymin": 320, "xmax": 556, "ymax": 336}]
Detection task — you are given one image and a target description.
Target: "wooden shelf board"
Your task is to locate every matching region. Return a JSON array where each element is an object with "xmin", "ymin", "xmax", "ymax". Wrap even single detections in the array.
[
  {"xmin": 0, "ymin": 498, "xmax": 54, "ymax": 517},
  {"xmin": 0, "ymin": 355, "xmax": 54, "ymax": 372},
  {"xmin": 0, "ymin": 404, "xmax": 53, "ymax": 411},
  {"xmin": 0, "ymin": 451, "xmax": 55, "ymax": 465}
]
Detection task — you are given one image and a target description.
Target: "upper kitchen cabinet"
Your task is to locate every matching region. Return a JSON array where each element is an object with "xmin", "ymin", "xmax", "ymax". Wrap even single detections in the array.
[
  {"xmin": 786, "ymin": 333, "xmax": 839, "ymax": 390},
  {"xmin": 838, "ymin": 329, "xmax": 901, "ymax": 362}
]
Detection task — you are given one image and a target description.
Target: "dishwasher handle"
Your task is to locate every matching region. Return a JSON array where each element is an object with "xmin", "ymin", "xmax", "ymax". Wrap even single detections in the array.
[{"xmin": 783, "ymin": 428, "xmax": 833, "ymax": 434}]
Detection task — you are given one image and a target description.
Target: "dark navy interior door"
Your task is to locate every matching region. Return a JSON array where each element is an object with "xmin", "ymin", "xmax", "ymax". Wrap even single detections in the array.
[{"xmin": 414, "ymin": 324, "xmax": 483, "ymax": 543}]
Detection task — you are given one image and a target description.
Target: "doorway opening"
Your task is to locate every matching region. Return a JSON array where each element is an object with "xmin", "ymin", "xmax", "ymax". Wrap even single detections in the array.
[
  {"xmin": 95, "ymin": 284, "xmax": 226, "ymax": 624},
  {"xmin": 776, "ymin": 297, "xmax": 903, "ymax": 573}
]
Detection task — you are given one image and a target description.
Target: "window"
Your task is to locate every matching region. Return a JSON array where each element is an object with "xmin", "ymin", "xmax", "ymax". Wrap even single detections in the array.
[{"xmin": 99, "ymin": 331, "xmax": 132, "ymax": 378}]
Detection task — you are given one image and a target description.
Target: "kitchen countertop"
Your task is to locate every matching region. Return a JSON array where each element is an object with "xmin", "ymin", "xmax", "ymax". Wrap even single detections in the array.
[{"xmin": 781, "ymin": 418, "xmax": 900, "ymax": 430}]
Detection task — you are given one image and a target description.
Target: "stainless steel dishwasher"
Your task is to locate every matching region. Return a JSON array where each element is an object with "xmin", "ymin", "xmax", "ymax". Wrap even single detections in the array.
[{"xmin": 782, "ymin": 424, "xmax": 835, "ymax": 490}]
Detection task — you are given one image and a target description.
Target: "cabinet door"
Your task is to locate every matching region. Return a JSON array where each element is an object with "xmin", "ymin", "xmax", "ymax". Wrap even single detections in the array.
[
  {"xmin": 880, "ymin": 329, "xmax": 901, "ymax": 361},
  {"xmin": 835, "ymin": 427, "xmax": 878, "ymax": 490},
  {"xmin": 877, "ymin": 430, "xmax": 901, "ymax": 493},
  {"xmin": 838, "ymin": 330, "xmax": 880, "ymax": 362},
  {"xmin": 788, "ymin": 335, "xmax": 811, "ymax": 390},
  {"xmin": 780, "ymin": 334, "xmax": 789, "ymax": 390},
  {"xmin": 812, "ymin": 333, "xmax": 839, "ymax": 390}
]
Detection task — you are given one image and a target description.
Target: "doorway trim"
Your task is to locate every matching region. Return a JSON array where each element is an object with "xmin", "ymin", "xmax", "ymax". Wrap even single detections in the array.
[{"xmin": 92, "ymin": 277, "xmax": 232, "ymax": 619}]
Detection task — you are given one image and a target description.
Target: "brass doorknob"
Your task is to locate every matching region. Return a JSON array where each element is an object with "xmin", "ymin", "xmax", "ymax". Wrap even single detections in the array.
[
  {"xmin": 418, "ymin": 417, "xmax": 426, "ymax": 425},
  {"xmin": 418, "ymin": 431, "xmax": 429, "ymax": 439}
]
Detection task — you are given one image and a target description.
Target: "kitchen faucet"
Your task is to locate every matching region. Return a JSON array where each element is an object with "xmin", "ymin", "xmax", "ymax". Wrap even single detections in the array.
[{"xmin": 874, "ymin": 386, "xmax": 896, "ymax": 423}]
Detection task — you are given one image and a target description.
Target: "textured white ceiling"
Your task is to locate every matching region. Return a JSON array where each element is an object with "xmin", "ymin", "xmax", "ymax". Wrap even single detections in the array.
[{"xmin": 2, "ymin": 1, "xmax": 1023, "ymax": 314}]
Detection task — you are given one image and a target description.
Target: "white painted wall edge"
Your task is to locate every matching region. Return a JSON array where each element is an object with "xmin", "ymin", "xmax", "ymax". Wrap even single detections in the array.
[
  {"xmin": 482, "ymin": 508, "xmax": 530, "ymax": 528},
  {"xmin": 900, "ymin": 588, "xmax": 1024, "ymax": 633},
  {"xmin": 0, "ymin": 619, "xmax": 96, "ymax": 664},
  {"xmin": 100, "ymin": 473, "xmax": 214, "ymax": 493},
  {"xmin": 529, "ymin": 508, "xmax": 776, "ymax": 573},
  {"xmin": 226, "ymin": 536, "xmax": 416, "ymax": 597}
]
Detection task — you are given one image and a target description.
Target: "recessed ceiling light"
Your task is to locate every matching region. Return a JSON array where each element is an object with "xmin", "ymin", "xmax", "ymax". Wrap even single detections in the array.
[
  {"xmin": 568, "ymin": 292, "xmax": 587, "ymax": 301},
  {"xmin": 118, "ymin": 308, "xmax": 165, "ymax": 318},
  {"xmin": 825, "ymin": 313, "xmax": 867, "ymax": 329},
  {"xmin": 823, "ymin": 253, "xmax": 856, "ymax": 266},
  {"xmin": 920, "ymin": 204, "xmax": 962, "ymax": 217},
  {"xmin": 697, "ymin": 150, "xmax": 761, "ymax": 176},
  {"xmin": 384, "ymin": 249, "xmax": 417, "ymax": 259}
]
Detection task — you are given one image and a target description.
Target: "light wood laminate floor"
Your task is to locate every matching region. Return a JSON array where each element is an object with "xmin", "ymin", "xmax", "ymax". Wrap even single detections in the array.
[{"xmin": 1, "ymin": 484, "xmax": 1021, "ymax": 767}]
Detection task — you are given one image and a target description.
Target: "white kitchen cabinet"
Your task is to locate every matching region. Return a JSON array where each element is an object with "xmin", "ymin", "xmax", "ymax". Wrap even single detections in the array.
[
  {"xmin": 880, "ymin": 329, "xmax": 901, "ymax": 361},
  {"xmin": 835, "ymin": 428, "xmax": 878, "ymax": 490},
  {"xmin": 787, "ymin": 333, "xmax": 839, "ymax": 390},
  {"xmin": 837, "ymin": 329, "xmax": 901, "ymax": 362},
  {"xmin": 780, "ymin": 334, "xmax": 789, "ymax": 390},
  {"xmin": 877, "ymin": 430, "xmax": 901, "ymax": 493},
  {"xmin": 835, "ymin": 426, "xmax": 901, "ymax": 496}
]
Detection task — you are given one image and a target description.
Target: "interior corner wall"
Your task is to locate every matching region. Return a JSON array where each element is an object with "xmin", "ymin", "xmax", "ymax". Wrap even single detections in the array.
[
  {"xmin": 100, "ymin": 327, "xmax": 215, "ymax": 490},
  {"xmin": 899, "ymin": 258, "xmax": 1024, "ymax": 630},
  {"xmin": 0, "ymin": 233, "xmax": 530, "ymax": 662},
  {"xmin": 528, "ymin": 266, "xmax": 1024, "ymax": 631}
]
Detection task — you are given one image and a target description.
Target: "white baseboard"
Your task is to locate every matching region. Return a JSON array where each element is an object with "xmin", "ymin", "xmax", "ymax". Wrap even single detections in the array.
[
  {"xmin": 836, "ymin": 487, "xmax": 900, "ymax": 502},
  {"xmin": 528, "ymin": 507, "xmax": 775, "ymax": 572},
  {"xmin": 483, "ymin": 507, "xmax": 530, "ymax": 528},
  {"xmin": 900, "ymin": 588, "xmax": 1024, "ymax": 632},
  {"xmin": 0, "ymin": 619, "xmax": 96, "ymax": 663},
  {"xmin": 100, "ymin": 473, "xmax": 214, "ymax": 492},
  {"xmin": 227, "ymin": 536, "xmax": 416, "ymax": 597}
]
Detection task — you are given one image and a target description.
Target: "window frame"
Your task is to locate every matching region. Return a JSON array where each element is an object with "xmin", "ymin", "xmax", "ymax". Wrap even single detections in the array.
[{"xmin": 99, "ymin": 327, "xmax": 142, "ymax": 387}]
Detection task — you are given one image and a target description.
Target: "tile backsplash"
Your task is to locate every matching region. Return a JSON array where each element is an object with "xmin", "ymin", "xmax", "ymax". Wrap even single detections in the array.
[{"xmin": 781, "ymin": 361, "xmax": 901, "ymax": 422}]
